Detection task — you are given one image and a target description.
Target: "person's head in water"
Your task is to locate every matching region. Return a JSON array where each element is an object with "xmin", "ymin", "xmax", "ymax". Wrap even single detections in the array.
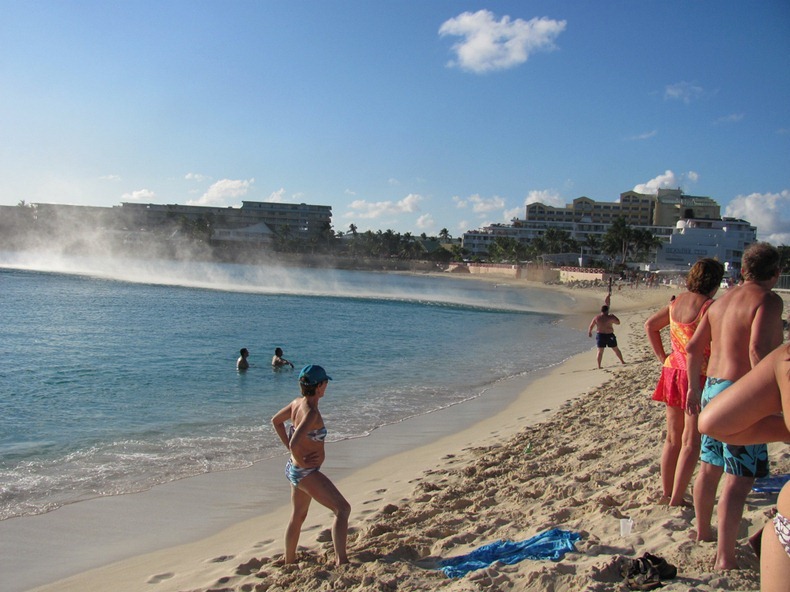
[
  {"xmin": 240, "ymin": 348, "xmax": 249, "ymax": 358},
  {"xmin": 298, "ymin": 364, "xmax": 331, "ymax": 397},
  {"xmin": 275, "ymin": 347, "xmax": 283, "ymax": 357}
]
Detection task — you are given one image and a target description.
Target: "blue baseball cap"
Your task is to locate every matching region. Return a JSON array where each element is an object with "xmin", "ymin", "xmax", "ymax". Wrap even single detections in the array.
[{"xmin": 299, "ymin": 364, "xmax": 332, "ymax": 386}]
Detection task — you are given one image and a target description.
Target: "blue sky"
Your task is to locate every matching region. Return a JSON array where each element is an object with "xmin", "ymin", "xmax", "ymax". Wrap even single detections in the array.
[{"xmin": 1, "ymin": 1, "xmax": 789, "ymax": 243}]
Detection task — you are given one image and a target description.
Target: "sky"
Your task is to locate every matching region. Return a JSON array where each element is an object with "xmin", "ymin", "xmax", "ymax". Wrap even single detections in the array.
[{"xmin": 1, "ymin": 1, "xmax": 789, "ymax": 244}]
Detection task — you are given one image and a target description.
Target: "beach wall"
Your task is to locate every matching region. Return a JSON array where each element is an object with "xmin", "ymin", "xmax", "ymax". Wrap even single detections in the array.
[
  {"xmin": 558, "ymin": 266, "xmax": 609, "ymax": 283},
  {"xmin": 447, "ymin": 262, "xmax": 561, "ymax": 282}
]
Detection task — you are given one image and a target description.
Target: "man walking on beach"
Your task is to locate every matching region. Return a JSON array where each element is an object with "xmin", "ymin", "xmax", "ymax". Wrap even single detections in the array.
[
  {"xmin": 588, "ymin": 297, "xmax": 625, "ymax": 369},
  {"xmin": 687, "ymin": 242, "xmax": 784, "ymax": 570}
]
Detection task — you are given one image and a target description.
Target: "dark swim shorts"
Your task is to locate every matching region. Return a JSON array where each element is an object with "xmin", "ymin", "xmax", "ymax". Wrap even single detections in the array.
[
  {"xmin": 700, "ymin": 377, "xmax": 769, "ymax": 478},
  {"xmin": 595, "ymin": 332, "xmax": 618, "ymax": 348}
]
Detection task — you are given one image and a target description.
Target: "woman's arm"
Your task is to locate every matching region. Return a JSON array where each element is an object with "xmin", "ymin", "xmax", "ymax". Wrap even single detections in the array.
[
  {"xmin": 271, "ymin": 403, "xmax": 293, "ymax": 449},
  {"xmin": 644, "ymin": 306, "xmax": 670, "ymax": 363},
  {"xmin": 288, "ymin": 407, "xmax": 319, "ymax": 452},
  {"xmin": 698, "ymin": 345, "xmax": 790, "ymax": 445}
]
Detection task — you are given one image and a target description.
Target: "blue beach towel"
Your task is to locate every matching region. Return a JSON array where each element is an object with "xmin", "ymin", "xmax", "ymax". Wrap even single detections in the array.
[
  {"xmin": 438, "ymin": 528, "xmax": 581, "ymax": 578},
  {"xmin": 753, "ymin": 474, "xmax": 790, "ymax": 494}
]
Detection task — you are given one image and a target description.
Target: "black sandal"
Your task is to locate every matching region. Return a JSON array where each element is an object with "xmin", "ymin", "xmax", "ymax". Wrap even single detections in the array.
[
  {"xmin": 641, "ymin": 552, "xmax": 677, "ymax": 580},
  {"xmin": 621, "ymin": 557, "xmax": 662, "ymax": 591}
]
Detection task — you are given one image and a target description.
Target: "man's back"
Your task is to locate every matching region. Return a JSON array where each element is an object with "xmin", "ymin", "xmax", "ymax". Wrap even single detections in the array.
[
  {"xmin": 705, "ymin": 283, "xmax": 784, "ymax": 381},
  {"xmin": 594, "ymin": 312, "xmax": 620, "ymax": 334}
]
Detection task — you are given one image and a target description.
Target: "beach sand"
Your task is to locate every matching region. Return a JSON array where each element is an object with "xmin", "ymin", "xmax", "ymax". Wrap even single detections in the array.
[{"xmin": 20, "ymin": 282, "xmax": 790, "ymax": 592}]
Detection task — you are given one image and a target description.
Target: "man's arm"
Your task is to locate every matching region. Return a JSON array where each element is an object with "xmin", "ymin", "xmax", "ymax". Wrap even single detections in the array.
[
  {"xmin": 588, "ymin": 315, "xmax": 598, "ymax": 337},
  {"xmin": 685, "ymin": 314, "xmax": 712, "ymax": 414},
  {"xmin": 699, "ymin": 345, "xmax": 789, "ymax": 444},
  {"xmin": 748, "ymin": 293, "xmax": 785, "ymax": 368}
]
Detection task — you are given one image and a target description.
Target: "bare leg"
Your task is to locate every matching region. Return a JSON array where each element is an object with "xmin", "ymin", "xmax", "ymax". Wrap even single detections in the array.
[
  {"xmin": 596, "ymin": 348, "xmax": 604, "ymax": 369},
  {"xmin": 761, "ymin": 518, "xmax": 790, "ymax": 591},
  {"xmin": 299, "ymin": 472, "xmax": 351, "ymax": 565},
  {"xmin": 285, "ymin": 486, "xmax": 312, "ymax": 563},
  {"xmin": 661, "ymin": 406, "xmax": 684, "ymax": 500},
  {"xmin": 715, "ymin": 474, "xmax": 754, "ymax": 570},
  {"xmin": 612, "ymin": 346, "xmax": 625, "ymax": 364},
  {"xmin": 694, "ymin": 461, "xmax": 723, "ymax": 542},
  {"xmin": 669, "ymin": 411, "xmax": 701, "ymax": 506}
]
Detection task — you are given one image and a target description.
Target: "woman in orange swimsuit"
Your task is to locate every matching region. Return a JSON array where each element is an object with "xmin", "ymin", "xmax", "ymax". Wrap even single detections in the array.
[
  {"xmin": 699, "ymin": 342, "xmax": 790, "ymax": 591},
  {"xmin": 645, "ymin": 258, "xmax": 724, "ymax": 506}
]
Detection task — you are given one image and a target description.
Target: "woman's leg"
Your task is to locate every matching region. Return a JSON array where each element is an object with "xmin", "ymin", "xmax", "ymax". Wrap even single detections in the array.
[
  {"xmin": 761, "ymin": 518, "xmax": 790, "ymax": 591},
  {"xmin": 669, "ymin": 410, "xmax": 701, "ymax": 506},
  {"xmin": 299, "ymin": 472, "xmax": 351, "ymax": 565},
  {"xmin": 661, "ymin": 406, "xmax": 684, "ymax": 500},
  {"xmin": 285, "ymin": 486, "xmax": 312, "ymax": 563}
]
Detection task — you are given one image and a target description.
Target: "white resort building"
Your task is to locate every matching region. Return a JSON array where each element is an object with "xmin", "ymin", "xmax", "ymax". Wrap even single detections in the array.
[{"xmin": 654, "ymin": 217, "xmax": 756, "ymax": 274}]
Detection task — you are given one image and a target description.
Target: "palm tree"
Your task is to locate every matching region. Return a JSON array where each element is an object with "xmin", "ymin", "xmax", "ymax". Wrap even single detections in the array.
[{"xmin": 602, "ymin": 217, "xmax": 634, "ymax": 265}]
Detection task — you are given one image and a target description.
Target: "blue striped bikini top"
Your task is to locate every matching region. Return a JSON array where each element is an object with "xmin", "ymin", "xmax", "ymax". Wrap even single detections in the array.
[{"xmin": 288, "ymin": 424, "xmax": 327, "ymax": 442}]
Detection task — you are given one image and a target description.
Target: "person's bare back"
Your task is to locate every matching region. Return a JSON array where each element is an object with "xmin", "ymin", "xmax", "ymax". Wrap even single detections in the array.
[
  {"xmin": 704, "ymin": 283, "xmax": 784, "ymax": 382},
  {"xmin": 592, "ymin": 312, "xmax": 620, "ymax": 334}
]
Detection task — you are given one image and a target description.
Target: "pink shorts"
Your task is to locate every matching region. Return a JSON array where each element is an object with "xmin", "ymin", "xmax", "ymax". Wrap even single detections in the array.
[{"xmin": 651, "ymin": 367, "xmax": 704, "ymax": 409}]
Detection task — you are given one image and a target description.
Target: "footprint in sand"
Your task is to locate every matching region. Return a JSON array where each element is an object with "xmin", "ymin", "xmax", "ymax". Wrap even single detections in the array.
[
  {"xmin": 253, "ymin": 538, "xmax": 275, "ymax": 548},
  {"xmin": 147, "ymin": 572, "xmax": 174, "ymax": 584},
  {"xmin": 209, "ymin": 555, "xmax": 234, "ymax": 563}
]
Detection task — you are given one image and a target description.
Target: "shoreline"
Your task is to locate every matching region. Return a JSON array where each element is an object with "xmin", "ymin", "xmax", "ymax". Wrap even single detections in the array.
[
  {"xmin": 13, "ymin": 284, "xmax": 678, "ymax": 592},
  {"xmin": 2, "ymin": 280, "xmax": 609, "ymax": 592}
]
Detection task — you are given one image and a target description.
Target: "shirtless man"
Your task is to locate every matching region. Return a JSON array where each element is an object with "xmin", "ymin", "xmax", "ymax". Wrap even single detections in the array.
[
  {"xmin": 272, "ymin": 347, "xmax": 295, "ymax": 369},
  {"xmin": 588, "ymin": 300, "xmax": 625, "ymax": 369},
  {"xmin": 237, "ymin": 348, "xmax": 250, "ymax": 370},
  {"xmin": 686, "ymin": 242, "xmax": 784, "ymax": 570}
]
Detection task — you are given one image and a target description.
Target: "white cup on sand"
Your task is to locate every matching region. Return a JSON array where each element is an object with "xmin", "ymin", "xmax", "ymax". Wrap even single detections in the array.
[{"xmin": 620, "ymin": 518, "xmax": 634, "ymax": 536}]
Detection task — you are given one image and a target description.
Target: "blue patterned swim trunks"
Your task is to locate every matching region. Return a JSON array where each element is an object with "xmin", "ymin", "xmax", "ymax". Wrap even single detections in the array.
[{"xmin": 700, "ymin": 377, "xmax": 769, "ymax": 478}]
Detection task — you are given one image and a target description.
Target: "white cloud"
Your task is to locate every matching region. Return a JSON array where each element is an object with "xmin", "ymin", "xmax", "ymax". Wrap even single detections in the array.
[
  {"xmin": 345, "ymin": 193, "xmax": 423, "ymax": 219},
  {"xmin": 416, "ymin": 213, "xmax": 434, "ymax": 230},
  {"xmin": 628, "ymin": 130, "xmax": 658, "ymax": 141},
  {"xmin": 724, "ymin": 190, "xmax": 790, "ymax": 245},
  {"xmin": 633, "ymin": 170, "xmax": 699, "ymax": 194},
  {"xmin": 504, "ymin": 206, "xmax": 523, "ymax": 221},
  {"xmin": 467, "ymin": 194, "xmax": 505, "ymax": 213},
  {"xmin": 715, "ymin": 113, "xmax": 744, "ymax": 125},
  {"xmin": 99, "ymin": 174, "xmax": 121, "ymax": 181},
  {"xmin": 457, "ymin": 220, "xmax": 470, "ymax": 233},
  {"xmin": 664, "ymin": 81, "xmax": 704, "ymax": 104},
  {"xmin": 344, "ymin": 188, "xmax": 357, "ymax": 196},
  {"xmin": 188, "ymin": 178, "xmax": 254, "ymax": 206},
  {"xmin": 439, "ymin": 10, "xmax": 566, "ymax": 73},
  {"xmin": 267, "ymin": 188, "xmax": 287, "ymax": 202},
  {"xmin": 121, "ymin": 189, "xmax": 155, "ymax": 201},
  {"xmin": 525, "ymin": 189, "xmax": 564, "ymax": 207},
  {"xmin": 185, "ymin": 172, "xmax": 211, "ymax": 182}
]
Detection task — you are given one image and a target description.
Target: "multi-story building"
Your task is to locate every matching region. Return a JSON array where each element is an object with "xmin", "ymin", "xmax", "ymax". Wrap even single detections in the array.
[
  {"xmin": 655, "ymin": 217, "xmax": 756, "ymax": 274},
  {"xmin": 117, "ymin": 201, "xmax": 332, "ymax": 240},
  {"xmin": 524, "ymin": 189, "xmax": 719, "ymax": 227},
  {"xmin": 462, "ymin": 189, "xmax": 745, "ymax": 270}
]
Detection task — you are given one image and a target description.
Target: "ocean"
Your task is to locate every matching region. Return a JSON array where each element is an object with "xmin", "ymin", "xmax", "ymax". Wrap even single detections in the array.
[{"xmin": 0, "ymin": 251, "xmax": 587, "ymax": 522}]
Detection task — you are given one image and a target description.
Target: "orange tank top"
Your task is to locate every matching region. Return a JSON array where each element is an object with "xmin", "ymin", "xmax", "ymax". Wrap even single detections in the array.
[{"xmin": 663, "ymin": 298, "xmax": 713, "ymax": 374}]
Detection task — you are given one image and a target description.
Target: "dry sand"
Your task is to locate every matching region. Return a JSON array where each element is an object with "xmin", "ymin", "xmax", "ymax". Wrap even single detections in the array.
[{"xmin": 26, "ymin": 282, "xmax": 790, "ymax": 592}]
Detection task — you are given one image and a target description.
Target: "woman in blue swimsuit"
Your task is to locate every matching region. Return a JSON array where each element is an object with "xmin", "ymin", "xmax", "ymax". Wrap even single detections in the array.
[{"xmin": 271, "ymin": 364, "xmax": 350, "ymax": 565}]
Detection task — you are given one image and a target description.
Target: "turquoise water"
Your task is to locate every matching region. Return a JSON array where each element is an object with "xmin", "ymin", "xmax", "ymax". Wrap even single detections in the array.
[{"xmin": 0, "ymin": 252, "xmax": 586, "ymax": 520}]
